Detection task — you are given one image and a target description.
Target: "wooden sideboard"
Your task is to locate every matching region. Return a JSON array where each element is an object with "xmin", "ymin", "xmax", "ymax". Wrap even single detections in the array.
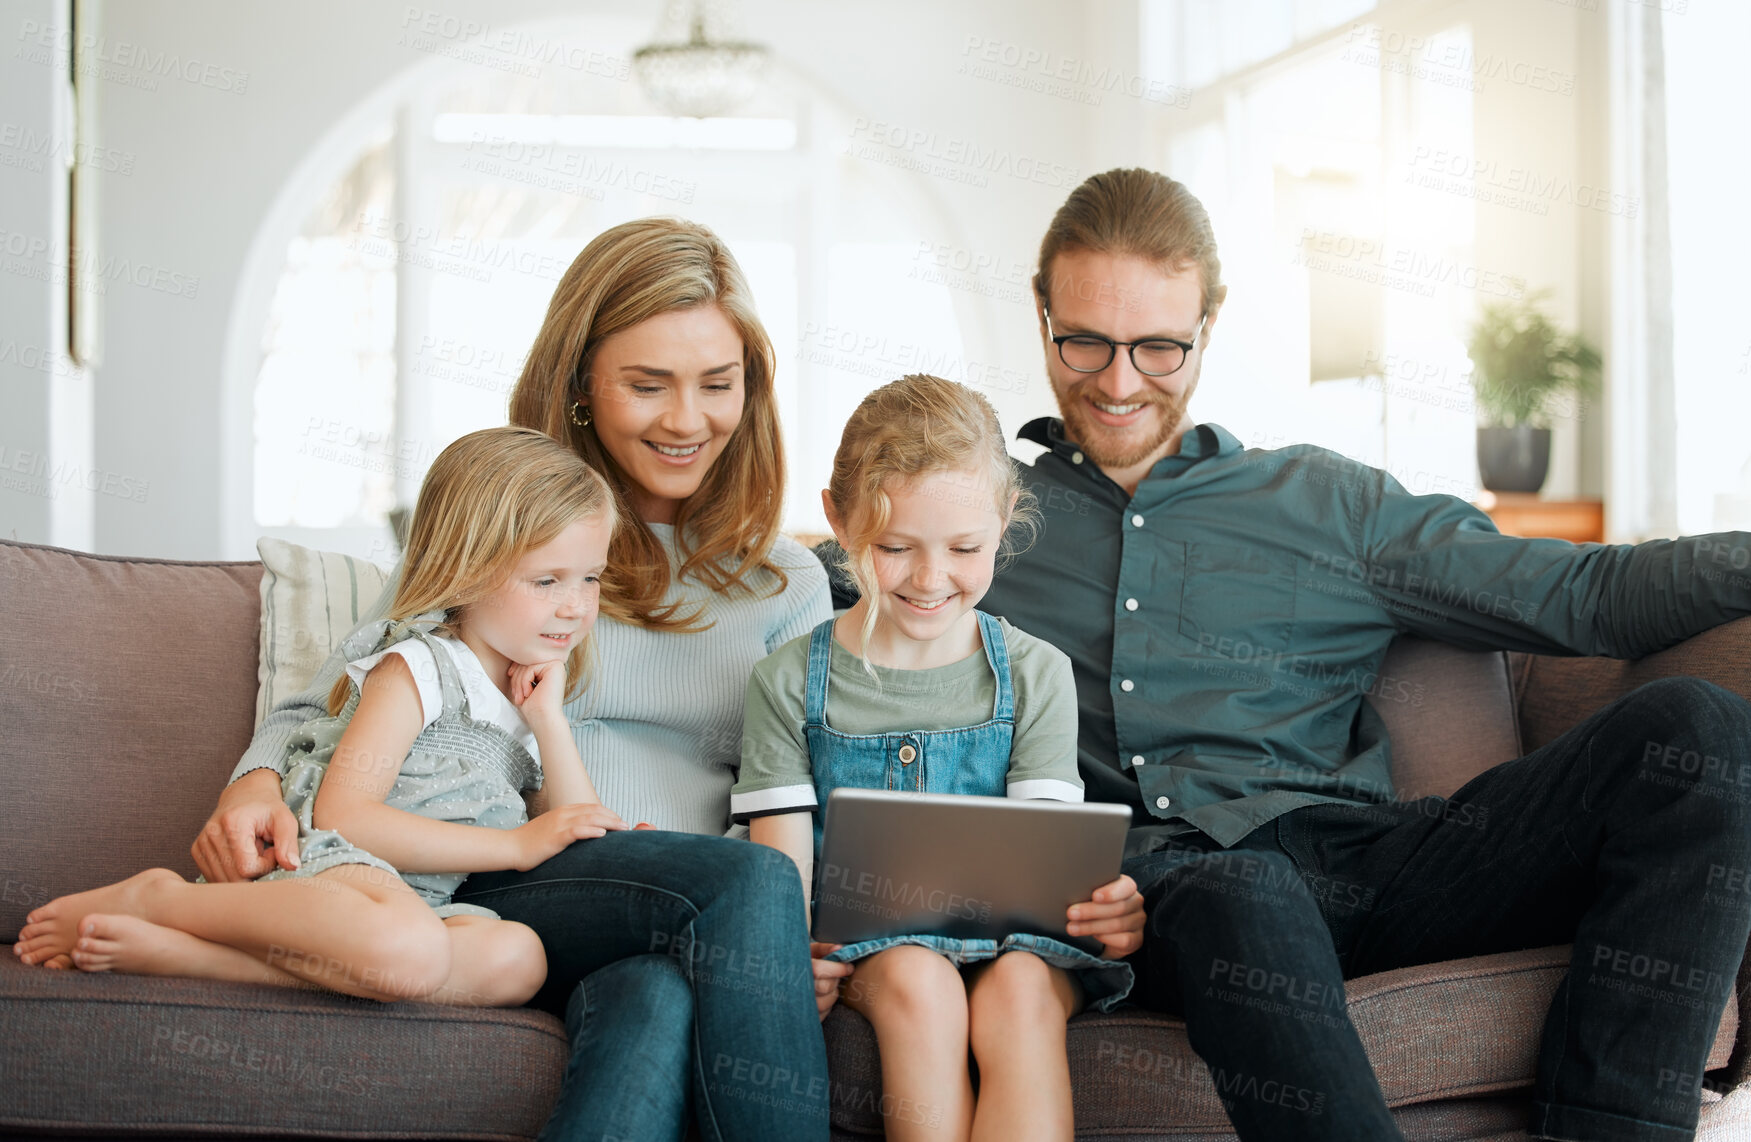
[{"xmin": 1476, "ymin": 492, "xmax": 1605, "ymax": 543}]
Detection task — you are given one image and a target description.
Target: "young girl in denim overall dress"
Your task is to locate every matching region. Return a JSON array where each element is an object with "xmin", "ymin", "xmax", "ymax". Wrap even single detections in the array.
[
  {"xmin": 17, "ymin": 427, "xmax": 631, "ymax": 1006},
  {"xmin": 734, "ymin": 375, "xmax": 1137, "ymax": 1142}
]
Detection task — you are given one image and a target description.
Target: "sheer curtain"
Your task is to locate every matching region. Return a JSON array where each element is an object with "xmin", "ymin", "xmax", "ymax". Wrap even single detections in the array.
[{"xmin": 1607, "ymin": 3, "xmax": 1751, "ymax": 541}]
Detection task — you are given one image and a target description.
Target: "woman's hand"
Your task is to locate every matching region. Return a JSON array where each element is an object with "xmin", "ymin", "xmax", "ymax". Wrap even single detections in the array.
[
  {"xmin": 508, "ymin": 659, "xmax": 568, "ymax": 726},
  {"xmin": 809, "ymin": 941, "xmax": 852, "ymax": 1020},
  {"xmin": 1067, "ymin": 873, "xmax": 1145, "ymax": 960},
  {"xmin": 510, "ymin": 802, "xmax": 629, "ymax": 870},
  {"xmin": 192, "ymin": 768, "xmax": 300, "ymax": 882}
]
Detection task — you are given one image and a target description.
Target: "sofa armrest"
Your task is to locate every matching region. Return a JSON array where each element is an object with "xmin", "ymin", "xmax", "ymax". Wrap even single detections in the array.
[
  {"xmin": 1726, "ymin": 941, "xmax": 1751, "ymax": 1088},
  {"xmin": 1508, "ymin": 614, "xmax": 1751, "ymax": 1089},
  {"xmin": 1510, "ymin": 615, "xmax": 1751, "ymax": 752}
]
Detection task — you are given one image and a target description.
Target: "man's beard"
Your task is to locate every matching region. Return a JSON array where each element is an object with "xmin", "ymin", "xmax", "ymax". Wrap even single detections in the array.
[{"xmin": 1054, "ymin": 377, "xmax": 1193, "ymax": 470}]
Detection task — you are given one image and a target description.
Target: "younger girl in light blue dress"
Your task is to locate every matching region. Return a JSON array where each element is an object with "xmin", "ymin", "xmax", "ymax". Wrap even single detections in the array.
[
  {"xmin": 734, "ymin": 375, "xmax": 1135, "ymax": 1142},
  {"xmin": 16, "ymin": 427, "xmax": 628, "ymax": 1006}
]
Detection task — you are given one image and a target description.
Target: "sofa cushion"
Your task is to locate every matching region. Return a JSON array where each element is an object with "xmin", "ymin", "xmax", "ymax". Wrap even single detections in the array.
[
  {"xmin": 0, "ymin": 952, "xmax": 566, "ymax": 1138},
  {"xmin": 1369, "ymin": 638, "xmax": 1523, "ymax": 800},
  {"xmin": 0, "ymin": 541, "xmax": 263, "ymax": 942},
  {"xmin": 823, "ymin": 945, "xmax": 1738, "ymax": 1136},
  {"xmin": 254, "ymin": 537, "xmax": 393, "ymax": 726}
]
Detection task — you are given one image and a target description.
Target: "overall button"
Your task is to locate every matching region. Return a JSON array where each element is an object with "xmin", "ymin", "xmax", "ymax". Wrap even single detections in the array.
[
  {"xmin": 1131, "ymin": 513, "xmax": 1145, "ymax": 528},
  {"xmin": 898, "ymin": 744, "xmax": 917, "ymax": 764},
  {"xmin": 1124, "ymin": 598, "xmax": 1139, "ymax": 611},
  {"xmin": 1071, "ymin": 451, "xmax": 1084, "ymax": 464},
  {"xmin": 1131, "ymin": 755, "xmax": 1145, "ymax": 767},
  {"xmin": 1155, "ymin": 795, "xmax": 1171, "ymax": 810},
  {"xmin": 1120, "ymin": 679, "xmax": 1135, "ymax": 692}
]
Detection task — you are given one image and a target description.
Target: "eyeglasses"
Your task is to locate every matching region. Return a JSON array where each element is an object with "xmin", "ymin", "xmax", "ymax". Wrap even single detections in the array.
[{"xmin": 1045, "ymin": 310, "xmax": 1206, "ymax": 377}]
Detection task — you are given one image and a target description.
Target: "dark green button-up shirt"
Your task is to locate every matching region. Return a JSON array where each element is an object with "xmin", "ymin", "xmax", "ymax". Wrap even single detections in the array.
[{"xmin": 979, "ymin": 417, "xmax": 1751, "ymax": 852}]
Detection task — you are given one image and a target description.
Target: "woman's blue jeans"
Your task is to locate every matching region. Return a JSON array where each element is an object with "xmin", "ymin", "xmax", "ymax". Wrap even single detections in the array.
[
  {"xmin": 1124, "ymin": 677, "xmax": 1751, "ymax": 1142},
  {"xmin": 453, "ymin": 830, "xmax": 827, "ymax": 1142}
]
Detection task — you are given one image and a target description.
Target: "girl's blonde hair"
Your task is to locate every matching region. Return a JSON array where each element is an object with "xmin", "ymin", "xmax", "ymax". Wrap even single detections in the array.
[
  {"xmin": 328, "ymin": 426, "xmax": 618, "ymax": 716},
  {"xmin": 826, "ymin": 375, "xmax": 1038, "ymax": 671},
  {"xmin": 508, "ymin": 217, "xmax": 787, "ymax": 631}
]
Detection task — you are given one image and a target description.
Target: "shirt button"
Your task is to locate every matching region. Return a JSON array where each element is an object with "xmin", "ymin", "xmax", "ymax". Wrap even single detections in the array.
[
  {"xmin": 1155, "ymin": 795, "xmax": 1171, "ymax": 810},
  {"xmin": 1120, "ymin": 679, "xmax": 1135, "ymax": 692},
  {"xmin": 1124, "ymin": 597, "xmax": 1139, "ymax": 611},
  {"xmin": 1131, "ymin": 755, "xmax": 1145, "ymax": 767},
  {"xmin": 1131, "ymin": 513, "xmax": 1145, "ymax": 528},
  {"xmin": 898, "ymin": 744, "xmax": 917, "ymax": 764},
  {"xmin": 1071, "ymin": 451, "xmax": 1084, "ymax": 464}
]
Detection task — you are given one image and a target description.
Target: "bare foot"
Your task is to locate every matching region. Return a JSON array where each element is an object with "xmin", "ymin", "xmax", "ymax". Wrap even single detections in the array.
[
  {"xmin": 13, "ymin": 868, "xmax": 182, "ymax": 966},
  {"xmin": 70, "ymin": 914, "xmax": 196, "ymax": 976},
  {"xmin": 70, "ymin": 913, "xmax": 308, "ymax": 989}
]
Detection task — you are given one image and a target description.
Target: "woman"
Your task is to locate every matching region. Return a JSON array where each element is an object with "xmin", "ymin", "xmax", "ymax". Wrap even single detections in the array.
[{"xmin": 193, "ymin": 219, "xmax": 842, "ymax": 1141}]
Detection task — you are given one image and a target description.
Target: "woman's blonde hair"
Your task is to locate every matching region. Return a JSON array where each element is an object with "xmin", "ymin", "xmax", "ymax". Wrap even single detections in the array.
[
  {"xmin": 1034, "ymin": 168, "xmax": 1227, "ymax": 320},
  {"xmin": 508, "ymin": 217, "xmax": 787, "ymax": 630},
  {"xmin": 826, "ymin": 375, "xmax": 1037, "ymax": 672},
  {"xmin": 328, "ymin": 426, "xmax": 618, "ymax": 715}
]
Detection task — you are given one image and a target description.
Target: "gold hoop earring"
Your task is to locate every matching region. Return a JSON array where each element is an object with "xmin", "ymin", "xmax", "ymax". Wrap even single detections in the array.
[{"xmin": 569, "ymin": 401, "xmax": 593, "ymax": 428}]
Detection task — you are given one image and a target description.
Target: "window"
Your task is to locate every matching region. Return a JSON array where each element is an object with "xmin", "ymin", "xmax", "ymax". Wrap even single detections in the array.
[
  {"xmin": 1145, "ymin": 2, "xmax": 1479, "ymax": 500},
  {"xmin": 1667, "ymin": 7, "xmax": 1751, "ymax": 533},
  {"xmin": 252, "ymin": 140, "xmax": 396, "ymax": 531}
]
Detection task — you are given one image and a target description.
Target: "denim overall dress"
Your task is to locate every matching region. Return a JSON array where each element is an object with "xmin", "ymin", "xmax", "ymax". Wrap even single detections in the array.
[
  {"xmin": 258, "ymin": 614, "xmax": 541, "ymax": 920},
  {"xmin": 806, "ymin": 611, "xmax": 1133, "ymax": 1010}
]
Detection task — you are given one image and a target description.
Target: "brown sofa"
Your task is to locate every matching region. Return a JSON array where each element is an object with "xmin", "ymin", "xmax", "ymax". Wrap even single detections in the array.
[{"xmin": 2, "ymin": 536, "xmax": 1749, "ymax": 1140}]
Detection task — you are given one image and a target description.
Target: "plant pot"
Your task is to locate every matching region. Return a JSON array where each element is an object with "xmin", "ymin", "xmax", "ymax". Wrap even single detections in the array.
[{"xmin": 1476, "ymin": 425, "xmax": 1551, "ymax": 494}]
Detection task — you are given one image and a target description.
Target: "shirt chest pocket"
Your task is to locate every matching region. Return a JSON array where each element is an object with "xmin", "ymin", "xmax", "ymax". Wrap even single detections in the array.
[{"xmin": 1176, "ymin": 542, "xmax": 1298, "ymax": 655}]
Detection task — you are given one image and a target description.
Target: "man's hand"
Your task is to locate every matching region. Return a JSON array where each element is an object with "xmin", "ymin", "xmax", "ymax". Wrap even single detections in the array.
[
  {"xmin": 1067, "ymin": 873, "xmax": 1145, "ymax": 960},
  {"xmin": 191, "ymin": 768, "xmax": 300, "ymax": 882},
  {"xmin": 809, "ymin": 941, "xmax": 853, "ymax": 1020}
]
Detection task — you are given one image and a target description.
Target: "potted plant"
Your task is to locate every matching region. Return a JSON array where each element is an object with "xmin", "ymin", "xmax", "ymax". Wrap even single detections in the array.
[{"xmin": 1466, "ymin": 293, "xmax": 1601, "ymax": 494}]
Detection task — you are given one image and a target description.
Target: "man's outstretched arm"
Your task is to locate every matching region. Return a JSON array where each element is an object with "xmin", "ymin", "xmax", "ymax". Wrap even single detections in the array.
[{"xmin": 1360, "ymin": 473, "xmax": 1751, "ymax": 659}]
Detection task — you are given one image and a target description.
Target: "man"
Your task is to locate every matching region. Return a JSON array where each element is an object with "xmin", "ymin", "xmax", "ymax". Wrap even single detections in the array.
[{"xmin": 975, "ymin": 168, "xmax": 1751, "ymax": 1141}]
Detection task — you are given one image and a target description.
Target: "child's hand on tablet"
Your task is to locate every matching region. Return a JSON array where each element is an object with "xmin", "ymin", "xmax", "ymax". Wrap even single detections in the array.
[
  {"xmin": 809, "ymin": 941, "xmax": 851, "ymax": 1020},
  {"xmin": 1067, "ymin": 874, "xmax": 1144, "ymax": 959}
]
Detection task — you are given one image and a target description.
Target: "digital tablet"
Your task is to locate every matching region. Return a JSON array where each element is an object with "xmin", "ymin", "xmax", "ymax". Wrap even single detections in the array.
[{"xmin": 811, "ymin": 789, "xmax": 1133, "ymax": 953}]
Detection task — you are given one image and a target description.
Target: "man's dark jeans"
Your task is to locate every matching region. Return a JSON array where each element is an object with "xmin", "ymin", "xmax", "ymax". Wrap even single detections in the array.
[
  {"xmin": 1124, "ymin": 677, "xmax": 1751, "ymax": 1142},
  {"xmin": 454, "ymin": 830, "xmax": 828, "ymax": 1142}
]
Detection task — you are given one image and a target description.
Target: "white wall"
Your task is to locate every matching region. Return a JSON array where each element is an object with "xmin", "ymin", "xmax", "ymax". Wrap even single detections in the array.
[
  {"xmin": 0, "ymin": 0, "xmax": 93, "ymax": 550},
  {"xmin": 62, "ymin": 0, "xmax": 1101, "ymax": 558},
  {"xmin": 2, "ymin": 0, "xmax": 1696, "ymax": 557}
]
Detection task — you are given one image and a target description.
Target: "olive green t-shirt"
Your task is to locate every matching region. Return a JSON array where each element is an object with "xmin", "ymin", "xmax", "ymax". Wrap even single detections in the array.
[{"xmin": 730, "ymin": 614, "xmax": 1083, "ymax": 823}]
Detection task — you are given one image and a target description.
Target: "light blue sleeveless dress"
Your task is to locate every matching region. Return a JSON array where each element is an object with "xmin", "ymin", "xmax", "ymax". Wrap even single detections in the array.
[
  {"xmin": 804, "ymin": 611, "xmax": 1134, "ymax": 1011},
  {"xmin": 258, "ymin": 614, "xmax": 542, "ymax": 920}
]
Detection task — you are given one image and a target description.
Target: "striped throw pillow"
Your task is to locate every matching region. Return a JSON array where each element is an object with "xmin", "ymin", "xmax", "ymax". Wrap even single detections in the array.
[{"xmin": 254, "ymin": 538, "xmax": 393, "ymax": 726}]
